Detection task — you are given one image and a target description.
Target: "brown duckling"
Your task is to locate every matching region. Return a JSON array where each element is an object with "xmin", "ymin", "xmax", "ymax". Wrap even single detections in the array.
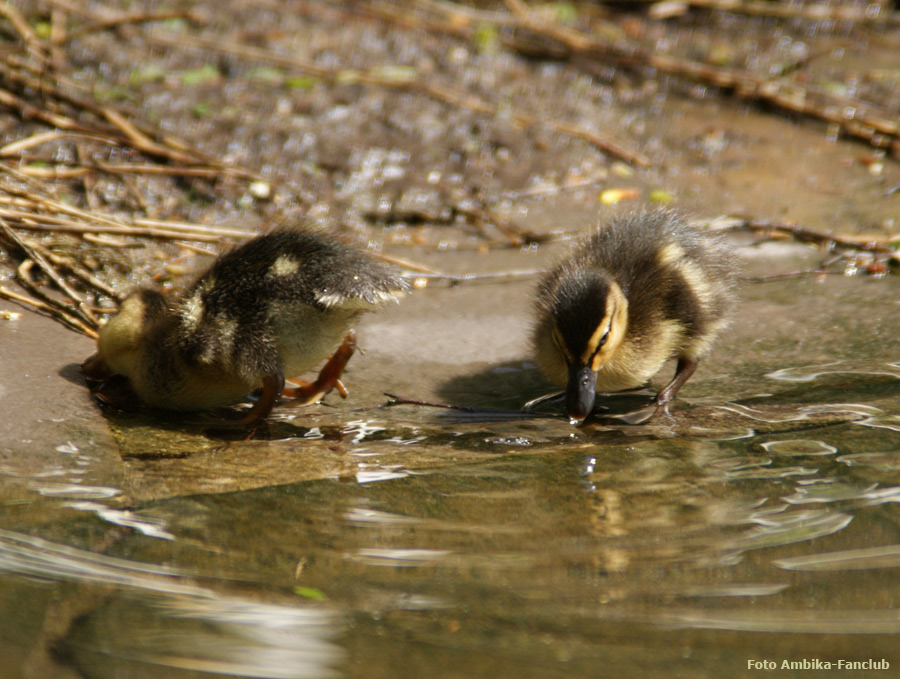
[
  {"xmin": 82, "ymin": 231, "xmax": 407, "ymax": 424},
  {"xmin": 532, "ymin": 209, "xmax": 737, "ymax": 424}
]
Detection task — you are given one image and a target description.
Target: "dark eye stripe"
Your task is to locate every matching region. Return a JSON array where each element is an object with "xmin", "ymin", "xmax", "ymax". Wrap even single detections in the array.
[{"xmin": 590, "ymin": 329, "xmax": 609, "ymax": 362}]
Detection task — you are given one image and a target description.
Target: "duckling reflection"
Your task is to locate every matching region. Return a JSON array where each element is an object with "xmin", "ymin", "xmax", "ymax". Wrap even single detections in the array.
[
  {"xmin": 82, "ymin": 231, "xmax": 407, "ymax": 425},
  {"xmin": 532, "ymin": 210, "xmax": 737, "ymax": 424}
]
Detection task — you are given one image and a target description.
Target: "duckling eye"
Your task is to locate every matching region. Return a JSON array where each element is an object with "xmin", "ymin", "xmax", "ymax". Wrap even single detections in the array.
[{"xmin": 598, "ymin": 330, "xmax": 609, "ymax": 348}]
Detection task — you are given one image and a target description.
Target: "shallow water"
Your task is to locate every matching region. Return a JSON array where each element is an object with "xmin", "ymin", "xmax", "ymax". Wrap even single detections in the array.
[{"xmin": 2, "ymin": 254, "xmax": 900, "ymax": 678}]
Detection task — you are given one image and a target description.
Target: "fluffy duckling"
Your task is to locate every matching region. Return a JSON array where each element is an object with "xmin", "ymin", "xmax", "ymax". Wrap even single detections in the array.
[
  {"xmin": 82, "ymin": 231, "xmax": 407, "ymax": 424},
  {"xmin": 532, "ymin": 210, "xmax": 737, "ymax": 424}
]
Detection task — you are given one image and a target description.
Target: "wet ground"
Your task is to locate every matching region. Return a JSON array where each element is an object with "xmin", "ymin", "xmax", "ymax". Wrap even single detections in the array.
[{"xmin": 1, "ymin": 1, "xmax": 899, "ymax": 678}]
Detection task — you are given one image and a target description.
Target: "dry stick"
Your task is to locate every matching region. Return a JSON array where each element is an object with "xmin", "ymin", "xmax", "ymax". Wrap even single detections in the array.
[
  {"xmin": 0, "ymin": 3, "xmax": 47, "ymax": 59},
  {"xmin": 56, "ymin": 10, "xmax": 201, "ymax": 45},
  {"xmin": 610, "ymin": 0, "xmax": 900, "ymax": 25},
  {"xmin": 0, "ymin": 85, "xmax": 88, "ymax": 133},
  {"xmin": 99, "ymin": 107, "xmax": 201, "ymax": 166},
  {"xmin": 373, "ymin": 252, "xmax": 439, "ymax": 274},
  {"xmin": 28, "ymin": 241, "xmax": 122, "ymax": 300},
  {"xmin": 0, "ymin": 130, "xmax": 125, "ymax": 156},
  {"xmin": 0, "ymin": 216, "xmax": 97, "ymax": 325},
  {"xmin": 0, "ymin": 58, "xmax": 259, "ymax": 179},
  {"xmin": 4, "ymin": 218, "xmax": 234, "ymax": 244},
  {"xmin": 0, "ymin": 159, "xmax": 230, "ymax": 181},
  {"xmin": 381, "ymin": 392, "xmax": 478, "ymax": 412},
  {"xmin": 17, "ymin": 259, "xmax": 87, "ymax": 323},
  {"xmin": 49, "ymin": 7, "xmax": 67, "ymax": 69},
  {"xmin": 745, "ymin": 270, "xmax": 843, "ymax": 281},
  {"xmin": 0, "ymin": 285, "xmax": 98, "ymax": 338},
  {"xmin": 12, "ymin": 166, "xmax": 91, "ymax": 179},
  {"xmin": 736, "ymin": 218, "xmax": 894, "ymax": 253},
  {"xmin": 0, "ymin": 163, "xmax": 252, "ymax": 238},
  {"xmin": 454, "ymin": 192, "xmax": 548, "ymax": 246},
  {"xmin": 75, "ymin": 143, "xmax": 101, "ymax": 212},
  {"xmin": 407, "ymin": 269, "xmax": 544, "ymax": 285}
]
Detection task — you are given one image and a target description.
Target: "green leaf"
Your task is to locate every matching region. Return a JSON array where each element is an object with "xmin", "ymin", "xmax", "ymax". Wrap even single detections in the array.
[
  {"xmin": 474, "ymin": 23, "xmax": 499, "ymax": 55},
  {"xmin": 32, "ymin": 21, "xmax": 52, "ymax": 40},
  {"xmin": 249, "ymin": 67, "xmax": 284, "ymax": 82},
  {"xmin": 285, "ymin": 75, "xmax": 318, "ymax": 90},
  {"xmin": 293, "ymin": 586, "xmax": 327, "ymax": 601},
  {"xmin": 192, "ymin": 102, "xmax": 214, "ymax": 118},
  {"xmin": 551, "ymin": 2, "xmax": 578, "ymax": 24},
  {"xmin": 649, "ymin": 189, "xmax": 675, "ymax": 204},
  {"xmin": 178, "ymin": 64, "xmax": 220, "ymax": 86},
  {"xmin": 130, "ymin": 64, "xmax": 166, "ymax": 86}
]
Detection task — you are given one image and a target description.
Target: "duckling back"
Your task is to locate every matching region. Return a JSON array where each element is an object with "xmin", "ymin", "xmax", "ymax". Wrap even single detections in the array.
[
  {"xmin": 574, "ymin": 210, "xmax": 736, "ymax": 359},
  {"xmin": 172, "ymin": 231, "xmax": 406, "ymax": 382}
]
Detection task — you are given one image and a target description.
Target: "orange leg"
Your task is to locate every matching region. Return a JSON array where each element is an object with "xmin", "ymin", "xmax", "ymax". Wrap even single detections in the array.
[
  {"xmin": 282, "ymin": 331, "xmax": 357, "ymax": 405},
  {"xmin": 236, "ymin": 372, "xmax": 285, "ymax": 426},
  {"xmin": 651, "ymin": 357, "xmax": 698, "ymax": 419}
]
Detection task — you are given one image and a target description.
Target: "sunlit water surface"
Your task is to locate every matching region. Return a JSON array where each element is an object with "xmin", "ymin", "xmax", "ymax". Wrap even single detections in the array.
[{"xmin": 1, "ymin": 270, "xmax": 899, "ymax": 679}]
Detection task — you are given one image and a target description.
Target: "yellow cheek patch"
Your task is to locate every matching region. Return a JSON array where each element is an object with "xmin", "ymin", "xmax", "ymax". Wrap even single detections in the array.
[
  {"xmin": 581, "ymin": 319, "xmax": 611, "ymax": 366},
  {"xmin": 586, "ymin": 282, "xmax": 628, "ymax": 371}
]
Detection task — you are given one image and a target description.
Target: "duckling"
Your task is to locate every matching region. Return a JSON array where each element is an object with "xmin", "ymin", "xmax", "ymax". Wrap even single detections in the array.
[
  {"xmin": 82, "ymin": 231, "xmax": 407, "ymax": 424},
  {"xmin": 532, "ymin": 209, "xmax": 737, "ymax": 425}
]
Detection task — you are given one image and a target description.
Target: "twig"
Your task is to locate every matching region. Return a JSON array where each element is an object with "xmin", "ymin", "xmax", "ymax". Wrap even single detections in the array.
[
  {"xmin": 381, "ymin": 392, "xmax": 477, "ymax": 412},
  {"xmin": 99, "ymin": 106, "xmax": 202, "ymax": 166},
  {"xmin": 0, "ymin": 285, "xmax": 98, "ymax": 338},
  {"xmin": 744, "ymin": 269, "xmax": 841, "ymax": 281},
  {"xmin": 735, "ymin": 218, "xmax": 894, "ymax": 254},
  {"xmin": 0, "ymin": 217, "xmax": 97, "ymax": 325},
  {"xmin": 0, "ymin": 3, "xmax": 45, "ymax": 56},
  {"xmin": 405, "ymin": 269, "xmax": 544, "ymax": 285},
  {"xmin": 29, "ymin": 241, "xmax": 122, "ymax": 300},
  {"xmin": 2, "ymin": 218, "xmax": 238, "ymax": 244},
  {"xmin": 620, "ymin": 0, "xmax": 900, "ymax": 25},
  {"xmin": 0, "ymin": 131, "xmax": 116, "ymax": 156},
  {"xmin": 372, "ymin": 252, "xmax": 439, "ymax": 274},
  {"xmin": 56, "ymin": 10, "xmax": 201, "ymax": 45}
]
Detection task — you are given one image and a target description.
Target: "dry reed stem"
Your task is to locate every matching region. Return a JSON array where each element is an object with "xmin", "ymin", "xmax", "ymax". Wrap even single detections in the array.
[
  {"xmin": 0, "ymin": 217, "xmax": 97, "ymax": 325},
  {"xmin": 0, "ymin": 284, "xmax": 98, "ymax": 338}
]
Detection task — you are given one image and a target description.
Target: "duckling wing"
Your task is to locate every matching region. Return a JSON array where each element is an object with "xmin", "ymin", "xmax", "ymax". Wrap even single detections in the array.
[{"xmin": 210, "ymin": 231, "xmax": 407, "ymax": 311}]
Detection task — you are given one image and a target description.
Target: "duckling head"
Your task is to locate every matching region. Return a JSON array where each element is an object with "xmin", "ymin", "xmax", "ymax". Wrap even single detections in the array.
[
  {"xmin": 96, "ymin": 289, "xmax": 169, "ymax": 379},
  {"xmin": 548, "ymin": 271, "xmax": 629, "ymax": 424}
]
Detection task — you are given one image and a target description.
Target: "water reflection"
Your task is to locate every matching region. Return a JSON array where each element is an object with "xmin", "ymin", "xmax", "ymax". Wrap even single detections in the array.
[{"xmin": 0, "ymin": 529, "xmax": 343, "ymax": 679}]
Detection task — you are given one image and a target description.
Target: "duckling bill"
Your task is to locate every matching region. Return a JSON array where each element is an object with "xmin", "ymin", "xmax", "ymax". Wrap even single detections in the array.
[
  {"xmin": 533, "ymin": 210, "xmax": 737, "ymax": 424},
  {"xmin": 82, "ymin": 231, "xmax": 407, "ymax": 424}
]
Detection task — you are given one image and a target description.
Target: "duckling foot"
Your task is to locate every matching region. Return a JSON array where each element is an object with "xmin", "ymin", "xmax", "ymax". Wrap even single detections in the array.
[
  {"xmin": 282, "ymin": 331, "xmax": 357, "ymax": 406},
  {"xmin": 236, "ymin": 373, "xmax": 285, "ymax": 426},
  {"xmin": 651, "ymin": 357, "xmax": 698, "ymax": 419}
]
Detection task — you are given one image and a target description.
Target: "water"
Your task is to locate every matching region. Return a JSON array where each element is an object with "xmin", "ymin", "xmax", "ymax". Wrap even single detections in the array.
[{"xmin": 1, "ymin": 263, "xmax": 899, "ymax": 678}]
